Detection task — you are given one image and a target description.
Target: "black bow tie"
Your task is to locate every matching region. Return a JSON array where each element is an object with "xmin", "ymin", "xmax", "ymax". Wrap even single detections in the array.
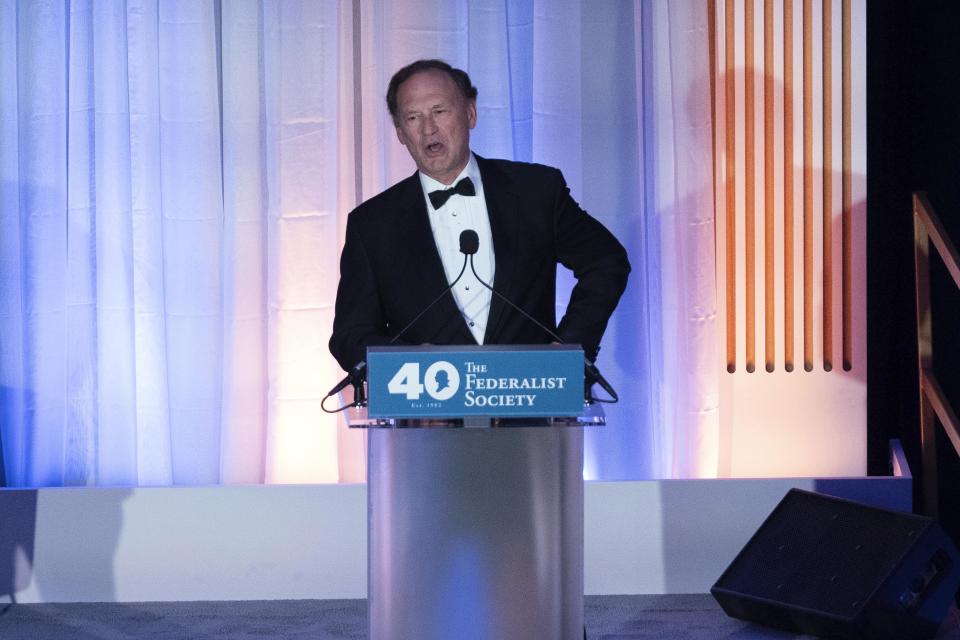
[{"xmin": 428, "ymin": 177, "xmax": 476, "ymax": 209}]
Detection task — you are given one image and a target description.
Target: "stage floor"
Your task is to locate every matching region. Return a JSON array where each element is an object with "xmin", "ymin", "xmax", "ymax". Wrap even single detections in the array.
[{"xmin": 1, "ymin": 595, "xmax": 958, "ymax": 640}]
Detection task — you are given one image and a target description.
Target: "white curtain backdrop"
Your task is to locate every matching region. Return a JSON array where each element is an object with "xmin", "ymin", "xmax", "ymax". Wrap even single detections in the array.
[{"xmin": 0, "ymin": 0, "xmax": 716, "ymax": 487}]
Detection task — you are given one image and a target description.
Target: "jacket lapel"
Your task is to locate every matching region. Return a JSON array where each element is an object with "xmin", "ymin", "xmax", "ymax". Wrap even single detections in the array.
[{"xmin": 477, "ymin": 157, "xmax": 520, "ymax": 344}]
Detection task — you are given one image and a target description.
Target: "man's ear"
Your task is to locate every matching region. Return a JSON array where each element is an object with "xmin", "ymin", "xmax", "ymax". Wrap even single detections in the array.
[{"xmin": 467, "ymin": 101, "xmax": 477, "ymax": 129}]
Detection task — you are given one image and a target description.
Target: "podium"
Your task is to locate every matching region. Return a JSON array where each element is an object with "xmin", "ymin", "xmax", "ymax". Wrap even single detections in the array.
[{"xmin": 346, "ymin": 345, "xmax": 603, "ymax": 640}]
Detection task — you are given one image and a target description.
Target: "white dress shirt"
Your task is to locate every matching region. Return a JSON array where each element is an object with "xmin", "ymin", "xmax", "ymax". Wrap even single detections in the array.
[{"xmin": 418, "ymin": 154, "xmax": 495, "ymax": 344}]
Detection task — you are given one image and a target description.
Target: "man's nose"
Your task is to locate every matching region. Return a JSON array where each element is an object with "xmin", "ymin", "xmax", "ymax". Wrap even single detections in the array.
[{"xmin": 421, "ymin": 114, "xmax": 438, "ymax": 134}]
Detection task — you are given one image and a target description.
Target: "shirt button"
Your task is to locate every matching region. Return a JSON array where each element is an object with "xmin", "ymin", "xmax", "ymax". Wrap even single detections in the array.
[
  {"xmin": 469, "ymin": 322, "xmax": 475, "ymax": 327},
  {"xmin": 465, "ymin": 286, "xmax": 470, "ymax": 291}
]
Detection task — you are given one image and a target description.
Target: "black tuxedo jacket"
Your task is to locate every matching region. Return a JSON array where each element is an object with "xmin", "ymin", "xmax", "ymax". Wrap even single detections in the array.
[{"xmin": 329, "ymin": 156, "xmax": 630, "ymax": 372}]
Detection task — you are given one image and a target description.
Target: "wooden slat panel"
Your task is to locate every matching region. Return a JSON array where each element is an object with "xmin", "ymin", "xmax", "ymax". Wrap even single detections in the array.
[
  {"xmin": 822, "ymin": 0, "xmax": 834, "ymax": 371},
  {"xmin": 725, "ymin": 0, "xmax": 737, "ymax": 373},
  {"xmin": 802, "ymin": 0, "xmax": 813, "ymax": 372},
  {"xmin": 745, "ymin": 0, "xmax": 756, "ymax": 372},
  {"xmin": 716, "ymin": 0, "xmax": 860, "ymax": 375},
  {"xmin": 784, "ymin": 0, "xmax": 796, "ymax": 372},
  {"xmin": 764, "ymin": 0, "xmax": 775, "ymax": 372},
  {"xmin": 841, "ymin": 0, "xmax": 852, "ymax": 370}
]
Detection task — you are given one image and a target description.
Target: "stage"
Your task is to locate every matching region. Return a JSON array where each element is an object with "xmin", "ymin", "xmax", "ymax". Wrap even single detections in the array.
[
  {"xmin": 1, "ymin": 443, "xmax": 910, "ymax": 604},
  {"xmin": 1, "ymin": 595, "xmax": 958, "ymax": 640}
]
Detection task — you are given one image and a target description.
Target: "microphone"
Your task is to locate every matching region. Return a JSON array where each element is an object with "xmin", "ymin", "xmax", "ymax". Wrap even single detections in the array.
[
  {"xmin": 460, "ymin": 229, "xmax": 479, "ymax": 255},
  {"xmin": 324, "ymin": 229, "xmax": 478, "ymax": 401},
  {"xmin": 583, "ymin": 359, "xmax": 618, "ymax": 403},
  {"xmin": 327, "ymin": 360, "xmax": 367, "ymax": 397},
  {"xmin": 463, "ymin": 232, "xmax": 619, "ymax": 403}
]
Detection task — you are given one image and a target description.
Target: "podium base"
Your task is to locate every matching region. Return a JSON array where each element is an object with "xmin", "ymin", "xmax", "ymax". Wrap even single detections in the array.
[{"xmin": 368, "ymin": 427, "xmax": 585, "ymax": 640}]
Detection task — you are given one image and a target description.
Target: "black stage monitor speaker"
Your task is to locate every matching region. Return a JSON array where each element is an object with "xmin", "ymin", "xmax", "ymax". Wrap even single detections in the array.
[{"xmin": 711, "ymin": 489, "xmax": 960, "ymax": 640}]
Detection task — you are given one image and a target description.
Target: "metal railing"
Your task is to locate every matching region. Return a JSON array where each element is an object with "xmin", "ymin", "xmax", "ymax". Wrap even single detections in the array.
[{"xmin": 913, "ymin": 192, "xmax": 960, "ymax": 518}]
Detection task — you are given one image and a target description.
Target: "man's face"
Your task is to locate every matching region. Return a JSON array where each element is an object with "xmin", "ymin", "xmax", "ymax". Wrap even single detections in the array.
[{"xmin": 394, "ymin": 69, "xmax": 477, "ymax": 186}]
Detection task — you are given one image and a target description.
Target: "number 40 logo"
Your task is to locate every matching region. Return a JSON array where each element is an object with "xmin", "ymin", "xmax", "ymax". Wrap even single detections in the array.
[{"xmin": 388, "ymin": 361, "xmax": 460, "ymax": 401}]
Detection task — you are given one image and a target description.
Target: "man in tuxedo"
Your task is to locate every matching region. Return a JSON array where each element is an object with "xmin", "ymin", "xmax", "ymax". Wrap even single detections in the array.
[{"xmin": 329, "ymin": 59, "xmax": 630, "ymax": 378}]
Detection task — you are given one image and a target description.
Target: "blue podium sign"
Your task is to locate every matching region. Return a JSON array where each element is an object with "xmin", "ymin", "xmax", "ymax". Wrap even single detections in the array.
[{"xmin": 366, "ymin": 344, "xmax": 584, "ymax": 418}]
